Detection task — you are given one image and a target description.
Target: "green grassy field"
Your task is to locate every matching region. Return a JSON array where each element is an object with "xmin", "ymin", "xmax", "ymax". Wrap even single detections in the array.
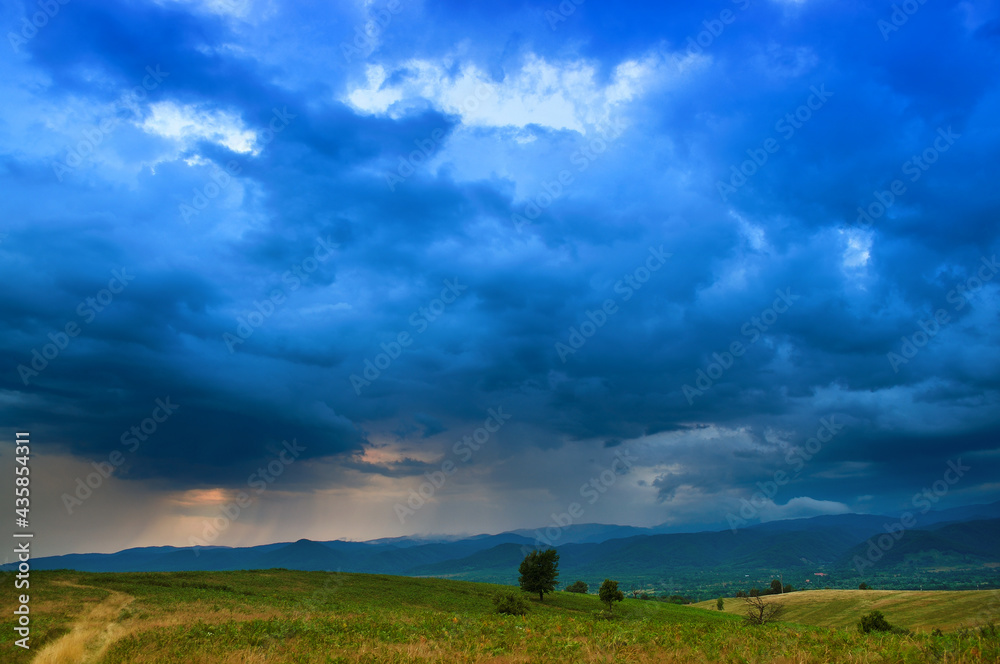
[{"xmin": 1, "ymin": 570, "xmax": 997, "ymax": 663}]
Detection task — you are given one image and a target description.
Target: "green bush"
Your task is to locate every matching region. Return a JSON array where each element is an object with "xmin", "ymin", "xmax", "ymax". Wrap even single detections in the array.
[
  {"xmin": 857, "ymin": 610, "xmax": 894, "ymax": 634},
  {"xmin": 492, "ymin": 590, "xmax": 529, "ymax": 616},
  {"xmin": 565, "ymin": 580, "xmax": 588, "ymax": 593}
]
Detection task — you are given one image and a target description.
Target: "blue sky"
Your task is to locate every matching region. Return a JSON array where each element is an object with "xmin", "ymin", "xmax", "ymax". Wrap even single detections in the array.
[{"xmin": 1, "ymin": 0, "xmax": 999, "ymax": 556}]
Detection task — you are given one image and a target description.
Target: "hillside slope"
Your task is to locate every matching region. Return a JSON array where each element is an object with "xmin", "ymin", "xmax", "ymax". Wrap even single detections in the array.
[
  {"xmin": 693, "ymin": 588, "xmax": 1000, "ymax": 632},
  {"xmin": 836, "ymin": 519, "xmax": 1000, "ymax": 569}
]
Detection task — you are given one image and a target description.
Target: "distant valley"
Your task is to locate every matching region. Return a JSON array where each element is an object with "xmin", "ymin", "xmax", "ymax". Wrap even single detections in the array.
[{"xmin": 8, "ymin": 501, "xmax": 1000, "ymax": 598}]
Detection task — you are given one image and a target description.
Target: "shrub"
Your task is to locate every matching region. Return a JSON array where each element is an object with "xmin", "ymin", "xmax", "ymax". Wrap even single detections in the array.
[
  {"xmin": 565, "ymin": 580, "xmax": 588, "ymax": 594},
  {"xmin": 717, "ymin": 597, "xmax": 725, "ymax": 611},
  {"xmin": 859, "ymin": 582, "xmax": 869, "ymax": 590},
  {"xmin": 858, "ymin": 610, "xmax": 893, "ymax": 633},
  {"xmin": 492, "ymin": 590, "xmax": 529, "ymax": 616}
]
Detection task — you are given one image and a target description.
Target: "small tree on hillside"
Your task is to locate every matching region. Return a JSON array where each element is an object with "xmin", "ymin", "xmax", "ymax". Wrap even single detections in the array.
[
  {"xmin": 716, "ymin": 597, "xmax": 725, "ymax": 611},
  {"xmin": 770, "ymin": 579, "xmax": 783, "ymax": 594},
  {"xmin": 566, "ymin": 580, "xmax": 588, "ymax": 593},
  {"xmin": 518, "ymin": 549, "xmax": 560, "ymax": 602},
  {"xmin": 743, "ymin": 594, "xmax": 784, "ymax": 625},
  {"xmin": 599, "ymin": 579, "xmax": 625, "ymax": 612}
]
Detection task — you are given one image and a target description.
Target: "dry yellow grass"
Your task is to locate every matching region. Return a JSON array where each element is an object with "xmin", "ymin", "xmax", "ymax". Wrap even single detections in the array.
[
  {"xmin": 31, "ymin": 583, "xmax": 134, "ymax": 664},
  {"xmin": 693, "ymin": 588, "xmax": 1000, "ymax": 632}
]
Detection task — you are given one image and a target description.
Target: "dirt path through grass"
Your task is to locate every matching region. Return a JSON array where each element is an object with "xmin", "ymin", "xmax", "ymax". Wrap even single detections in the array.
[{"xmin": 32, "ymin": 582, "xmax": 134, "ymax": 664}]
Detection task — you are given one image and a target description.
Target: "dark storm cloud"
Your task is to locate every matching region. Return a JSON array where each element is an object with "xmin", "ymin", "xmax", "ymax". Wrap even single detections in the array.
[{"xmin": 1, "ymin": 0, "xmax": 998, "ymax": 535}]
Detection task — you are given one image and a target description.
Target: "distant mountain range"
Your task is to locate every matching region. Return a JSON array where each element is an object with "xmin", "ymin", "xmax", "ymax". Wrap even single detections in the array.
[{"xmin": 8, "ymin": 501, "xmax": 1000, "ymax": 588}]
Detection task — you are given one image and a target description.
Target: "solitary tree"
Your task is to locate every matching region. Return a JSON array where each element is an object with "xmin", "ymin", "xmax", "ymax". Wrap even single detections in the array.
[
  {"xmin": 566, "ymin": 580, "xmax": 588, "ymax": 593},
  {"xmin": 858, "ymin": 582, "xmax": 869, "ymax": 590},
  {"xmin": 743, "ymin": 594, "xmax": 784, "ymax": 625},
  {"xmin": 716, "ymin": 597, "xmax": 725, "ymax": 611},
  {"xmin": 770, "ymin": 579, "xmax": 783, "ymax": 594},
  {"xmin": 599, "ymin": 579, "xmax": 625, "ymax": 612},
  {"xmin": 518, "ymin": 549, "xmax": 560, "ymax": 602}
]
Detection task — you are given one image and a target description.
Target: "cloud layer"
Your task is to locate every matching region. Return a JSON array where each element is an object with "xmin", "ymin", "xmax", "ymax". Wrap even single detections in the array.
[{"xmin": 1, "ymin": 0, "xmax": 998, "ymax": 556}]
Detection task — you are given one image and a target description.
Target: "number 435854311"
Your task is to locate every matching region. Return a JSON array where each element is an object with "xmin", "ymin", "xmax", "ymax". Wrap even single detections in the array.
[{"xmin": 15, "ymin": 454, "xmax": 30, "ymax": 500}]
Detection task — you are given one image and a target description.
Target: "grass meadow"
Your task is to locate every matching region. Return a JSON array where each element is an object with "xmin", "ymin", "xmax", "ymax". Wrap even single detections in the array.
[{"xmin": 2, "ymin": 570, "xmax": 998, "ymax": 663}]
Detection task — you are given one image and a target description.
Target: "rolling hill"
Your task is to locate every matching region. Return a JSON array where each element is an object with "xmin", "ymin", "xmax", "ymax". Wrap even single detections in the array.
[
  {"xmin": 692, "ymin": 588, "xmax": 1000, "ymax": 632},
  {"xmin": 7, "ymin": 502, "xmax": 999, "ymax": 592}
]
